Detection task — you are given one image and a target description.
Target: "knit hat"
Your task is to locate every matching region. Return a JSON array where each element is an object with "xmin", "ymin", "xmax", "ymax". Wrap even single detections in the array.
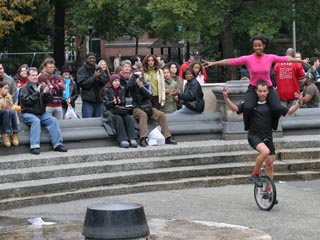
[
  {"xmin": 60, "ymin": 65, "xmax": 71, "ymax": 74},
  {"xmin": 110, "ymin": 74, "xmax": 120, "ymax": 83},
  {"xmin": 85, "ymin": 52, "xmax": 96, "ymax": 59}
]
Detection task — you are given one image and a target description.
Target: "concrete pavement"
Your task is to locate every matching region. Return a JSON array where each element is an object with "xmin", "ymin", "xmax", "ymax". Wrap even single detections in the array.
[{"xmin": 0, "ymin": 179, "xmax": 319, "ymax": 239}]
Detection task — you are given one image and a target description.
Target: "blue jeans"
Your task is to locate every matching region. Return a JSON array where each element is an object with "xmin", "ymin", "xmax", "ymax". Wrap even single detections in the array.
[
  {"xmin": 82, "ymin": 101, "xmax": 103, "ymax": 118},
  {"xmin": 173, "ymin": 107, "xmax": 198, "ymax": 114},
  {"xmin": 22, "ymin": 112, "xmax": 64, "ymax": 149},
  {"xmin": 0, "ymin": 109, "xmax": 19, "ymax": 134}
]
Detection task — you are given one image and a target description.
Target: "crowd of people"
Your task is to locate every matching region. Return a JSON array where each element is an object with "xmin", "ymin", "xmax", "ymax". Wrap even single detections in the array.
[
  {"xmin": 2, "ymin": 37, "xmax": 320, "ymax": 157},
  {"xmin": 0, "ymin": 50, "xmax": 208, "ymax": 153}
]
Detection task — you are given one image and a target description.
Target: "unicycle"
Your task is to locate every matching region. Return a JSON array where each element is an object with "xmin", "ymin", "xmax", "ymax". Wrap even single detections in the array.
[{"xmin": 253, "ymin": 167, "xmax": 277, "ymax": 211}]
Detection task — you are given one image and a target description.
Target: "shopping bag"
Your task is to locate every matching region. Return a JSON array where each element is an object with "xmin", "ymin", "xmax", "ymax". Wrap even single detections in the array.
[
  {"xmin": 148, "ymin": 125, "xmax": 165, "ymax": 146},
  {"xmin": 64, "ymin": 105, "xmax": 79, "ymax": 120}
]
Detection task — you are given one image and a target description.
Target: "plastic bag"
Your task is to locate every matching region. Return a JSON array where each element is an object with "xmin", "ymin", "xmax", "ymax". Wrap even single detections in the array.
[
  {"xmin": 64, "ymin": 105, "xmax": 79, "ymax": 120},
  {"xmin": 148, "ymin": 125, "xmax": 165, "ymax": 146}
]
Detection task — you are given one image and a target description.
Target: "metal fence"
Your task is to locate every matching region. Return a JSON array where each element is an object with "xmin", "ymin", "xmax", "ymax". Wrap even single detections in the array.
[{"xmin": 0, "ymin": 52, "xmax": 53, "ymax": 76}]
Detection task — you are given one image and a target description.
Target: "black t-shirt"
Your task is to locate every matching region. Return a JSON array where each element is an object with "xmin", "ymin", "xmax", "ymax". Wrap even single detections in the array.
[{"xmin": 238, "ymin": 101, "xmax": 274, "ymax": 136}]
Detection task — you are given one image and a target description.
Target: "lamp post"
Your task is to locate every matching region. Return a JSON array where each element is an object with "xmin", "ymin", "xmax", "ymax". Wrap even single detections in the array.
[{"xmin": 292, "ymin": 0, "xmax": 296, "ymax": 51}]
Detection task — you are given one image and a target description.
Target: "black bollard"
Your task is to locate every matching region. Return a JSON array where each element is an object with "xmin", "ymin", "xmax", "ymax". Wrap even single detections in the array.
[{"xmin": 82, "ymin": 202, "xmax": 150, "ymax": 239}]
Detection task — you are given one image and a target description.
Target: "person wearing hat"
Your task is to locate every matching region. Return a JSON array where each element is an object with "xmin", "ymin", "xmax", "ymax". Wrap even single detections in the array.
[
  {"xmin": 77, "ymin": 52, "xmax": 108, "ymax": 118},
  {"xmin": 301, "ymin": 72, "xmax": 320, "ymax": 108},
  {"xmin": 102, "ymin": 74, "xmax": 138, "ymax": 148},
  {"xmin": 60, "ymin": 65, "xmax": 78, "ymax": 118},
  {"xmin": 179, "ymin": 49, "xmax": 208, "ymax": 82}
]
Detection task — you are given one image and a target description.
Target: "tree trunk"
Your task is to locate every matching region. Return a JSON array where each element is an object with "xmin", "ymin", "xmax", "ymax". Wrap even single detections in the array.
[
  {"xmin": 221, "ymin": 17, "xmax": 236, "ymax": 81},
  {"xmin": 53, "ymin": 0, "xmax": 65, "ymax": 69}
]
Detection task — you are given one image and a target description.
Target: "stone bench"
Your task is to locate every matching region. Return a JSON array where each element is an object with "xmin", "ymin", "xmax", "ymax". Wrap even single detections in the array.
[
  {"xmin": 281, "ymin": 108, "xmax": 320, "ymax": 136},
  {"xmin": 0, "ymin": 112, "xmax": 223, "ymax": 155}
]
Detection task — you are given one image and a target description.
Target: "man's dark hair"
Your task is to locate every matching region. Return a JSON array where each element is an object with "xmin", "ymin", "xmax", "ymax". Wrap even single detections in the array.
[
  {"xmin": 310, "ymin": 57, "xmax": 319, "ymax": 66},
  {"xmin": 255, "ymin": 80, "xmax": 268, "ymax": 89},
  {"xmin": 250, "ymin": 35, "xmax": 270, "ymax": 48},
  {"xmin": 131, "ymin": 55, "xmax": 140, "ymax": 65}
]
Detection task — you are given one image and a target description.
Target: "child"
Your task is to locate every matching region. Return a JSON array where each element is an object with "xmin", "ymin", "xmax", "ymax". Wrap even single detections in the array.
[
  {"xmin": 60, "ymin": 65, "xmax": 78, "ymax": 119},
  {"xmin": 190, "ymin": 61, "xmax": 206, "ymax": 84},
  {"xmin": 161, "ymin": 67, "xmax": 179, "ymax": 114},
  {"xmin": 102, "ymin": 74, "xmax": 138, "ymax": 148},
  {"xmin": 0, "ymin": 82, "xmax": 19, "ymax": 147}
]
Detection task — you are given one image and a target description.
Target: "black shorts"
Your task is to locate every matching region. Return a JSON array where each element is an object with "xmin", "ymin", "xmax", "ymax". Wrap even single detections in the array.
[{"xmin": 247, "ymin": 132, "xmax": 275, "ymax": 155}]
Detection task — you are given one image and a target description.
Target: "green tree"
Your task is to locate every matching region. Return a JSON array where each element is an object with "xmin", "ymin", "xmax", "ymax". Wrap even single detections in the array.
[{"xmin": 0, "ymin": 0, "xmax": 34, "ymax": 39}]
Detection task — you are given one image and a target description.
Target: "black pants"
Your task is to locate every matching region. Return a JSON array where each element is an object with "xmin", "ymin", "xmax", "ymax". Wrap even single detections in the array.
[
  {"xmin": 244, "ymin": 85, "xmax": 282, "ymax": 131},
  {"xmin": 113, "ymin": 114, "xmax": 137, "ymax": 143}
]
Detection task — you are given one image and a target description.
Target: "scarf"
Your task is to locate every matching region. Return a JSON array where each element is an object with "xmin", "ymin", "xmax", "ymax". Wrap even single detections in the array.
[{"xmin": 119, "ymin": 71, "xmax": 131, "ymax": 80}]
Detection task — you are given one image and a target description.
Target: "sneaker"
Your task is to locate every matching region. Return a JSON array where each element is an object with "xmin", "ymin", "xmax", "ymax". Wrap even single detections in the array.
[
  {"xmin": 130, "ymin": 139, "xmax": 138, "ymax": 148},
  {"xmin": 1, "ymin": 134, "xmax": 11, "ymax": 148},
  {"xmin": 120, "ymin": 141, "xmax": 130, "ymax": 148},
  {"xmin": 261, "ymin": 191, "xmax": 270, "ymax": 200},
  {"xmin": 140, "ymin": 138, "xmax": 148, "ymax": 147},
  {"xmin": 54, "ymin": 145, "xmax": 68, "ymax": 152},
  {"xmin": 12, "ymin": 132, "xmax": 19, "ymax": 146},
  {"xmin": 31, "ymin": 148, "xmax": 40, "ymax": 155},
  {"xmin": 250, "ymin": 174, "xmax": 263, "ymax": 188},
  {"xmin": 262, "ymin": 191, "xmax": 278, "ymax": 204}
]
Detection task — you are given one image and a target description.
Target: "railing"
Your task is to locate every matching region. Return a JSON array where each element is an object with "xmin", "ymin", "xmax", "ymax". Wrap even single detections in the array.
[{"xmin": 0, "ymin": 52, "xmax": 53, "ymax": 76}]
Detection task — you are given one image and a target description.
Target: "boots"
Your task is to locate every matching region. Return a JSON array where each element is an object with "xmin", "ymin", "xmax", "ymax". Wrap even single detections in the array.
[
  {"xmin": 2, "ymin": 134, "xmax": 11, "ymax": 148},
  {"xmin": 12, "ymin": 132, "xmax": 19, "ymax": 146}
]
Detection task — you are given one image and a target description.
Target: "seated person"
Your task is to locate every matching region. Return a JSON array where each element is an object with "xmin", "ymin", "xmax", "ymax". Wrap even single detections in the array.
[
  {"xmin": 127, "ymin": 70, "xmax": 177, "ymax": 147},
  {"xmin": 102, "ymin": 74, "xmax": 138, "ymax": 148},
  {"xmin": 173, "ymin": 68, "xmax": 205, "ymax": 114},
  {"xmin": 19, "ymin": 67, "xmax": 68, "ymax": 155},
  {"xmin": 0, "ymin": 82, "xmax": 19, "ymax": 147},
  {"xmin": 301, "ymin": 72, "xmax": 320, "ymax": 108}
]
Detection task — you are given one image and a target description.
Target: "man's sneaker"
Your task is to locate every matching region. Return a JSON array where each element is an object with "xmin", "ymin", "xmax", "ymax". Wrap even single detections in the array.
[
  {"xmin": 262, "ymin": 191, "xmax": 278, "ymax": 204},
  {"xmin": 250, "ymin": 174, "xmax": 263, "ymax": 188},
  {"xmin": 54, "ymin": 145, "xmax": 68, "ymax": 152},
  {"xmin": 140, "ymin": 138, "xmax": 148, "ymax": 147},
  {"xmin": 261, "ymin": 191, "xmax": 270, "ymax": 200},
  {"xmin": 31, "ymin": 148, "xmax": 40, "ymax": 155}
]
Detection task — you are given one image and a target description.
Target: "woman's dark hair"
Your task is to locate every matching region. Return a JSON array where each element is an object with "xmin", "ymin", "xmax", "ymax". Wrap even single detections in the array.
[
  {"xmin": 250, "ymin": 35, "xmax": 270, "ymax": 48},
  {"xmin": 15, "ymin": 64, "xmax": 29, "ymax": 79},
  {"xmin": 183, "ymin": 68, "xmax": 196, "ymax": 79},
  {"xmin": 166, "ymin": 62, "xmax": 180, "ymax": 76},
  {"xmin": 142, "ymin": 54, "xmax": 159, "ymax": 73},
  {"xmin": 0, "ymin": 81, "xmax": 9, "ymax": 88},
  {"xmin": 189, "ymin": 61, "xmax": 204, "ymax": 75}
]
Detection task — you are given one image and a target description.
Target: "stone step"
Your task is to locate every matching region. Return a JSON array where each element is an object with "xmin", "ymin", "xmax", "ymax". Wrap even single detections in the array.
[
  {"xmin": 2, "ymin": 142, "xmax": 320, "ymax": 171},
  {"xmin": 0, "ymin": 159, "xmax": 319, "ymax": 200},
  {"xmin": 1, "ymin": 146, "xmax": 320, "ymax": 184},
  {"xmin": 0, "ymin": 151, "xmax": 259, "ymax": 183},
  {"xmin": 0, "ymin": 170, "xmax": 319, "ymax": 211}
]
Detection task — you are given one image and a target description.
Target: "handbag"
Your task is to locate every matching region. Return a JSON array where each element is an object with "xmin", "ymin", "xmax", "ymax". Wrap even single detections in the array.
[
  {"xmin": 111, "ymin": 106, "xmax": 128, "ymax": 116},
  {"xmin": 185, "ymin": 98, "xmax": 205, "ymax": 113}
]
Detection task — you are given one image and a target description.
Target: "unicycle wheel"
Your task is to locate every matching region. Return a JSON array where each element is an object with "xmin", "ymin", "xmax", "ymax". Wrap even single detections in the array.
[{"xmin": 254, "ymin": 176, "xmax": 277, "ymax": 211}]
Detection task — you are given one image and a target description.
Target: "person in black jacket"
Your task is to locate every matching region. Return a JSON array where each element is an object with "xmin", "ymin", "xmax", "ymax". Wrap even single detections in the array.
[
  {"xmin": 102, "ymin": 74, "xmax": 138, "ymax": 148},
  {"xmin": 19, "ymin": 67, "xmax": 67, "ymax": 155},
  {"xmin": 77, "ymin": 52, "xmax": 108, "ymax": 118},
  {"xmin": 127, "ymin": 70, "xmax": 177, "ymax": 147},
  {"xmin": 173, "ymin": 68, "xmax": 205, "ymax": 114}
]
